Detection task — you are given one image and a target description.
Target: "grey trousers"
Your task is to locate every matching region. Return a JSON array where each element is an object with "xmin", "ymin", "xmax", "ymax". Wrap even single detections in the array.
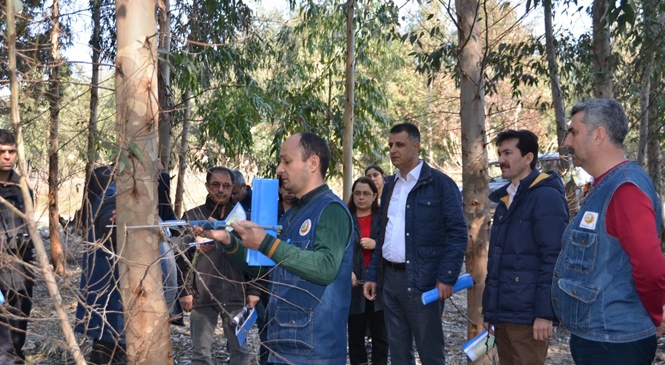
[
  {"xmin": 382, "ymin": 265, "xmax": 446, "ymax": 365},
  {"xmin": 190, "ymin": 305, "xmax": 253, "ymax": 365}
]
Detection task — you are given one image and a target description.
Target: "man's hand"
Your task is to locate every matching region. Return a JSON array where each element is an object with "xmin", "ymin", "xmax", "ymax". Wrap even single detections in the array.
[
  {"xmin": 351, "ymin": 272, "xmax": 358, "ymax": 287},
  {"xmin": 230, "ymin": 221, "xmax": 267, "ymax": 250},
  {"xmin": 191, "ymin": 226, "xmax": 231, "ymax": 245},
  {"xmin": 533, "ymin": 318, "xmax": 553, "ymax": 341},
  {"xmin": 437, "ymin": 281, "xmax": 453, "ymax": 301},
  {"xmin": 194, "ymin": 236, "xmax": 216, "ymax": 253},
  {"xmin": 180, "ymin": 295, "xmax": 193, "ymax": 313},
  {"xmin": 482, "ymin": 322, "xmax": 495, "ymax": 336},
  {"xmin": 363, "ymin": 281, "xmax": 377, "ymax": 301},
  {"xmin": 657, "ymin": 305, "xmax": 665, "ymax": 336},
  {"xmin": 360, "ymin": 238, "xmax": 376, "ymax": 250},
  {"xmin": 247, "ymin": 295, "xmax": 260, "ymax": 309}
]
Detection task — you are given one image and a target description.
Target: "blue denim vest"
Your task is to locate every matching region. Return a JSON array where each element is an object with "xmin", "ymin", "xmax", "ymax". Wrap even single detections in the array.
[
  {"xmin": 267, "ymin": 190, "xmax": 353, "ymax": 364},
  {"xmin": 552, "ymin": 162, "xmax": 662, "ymax": 342}
]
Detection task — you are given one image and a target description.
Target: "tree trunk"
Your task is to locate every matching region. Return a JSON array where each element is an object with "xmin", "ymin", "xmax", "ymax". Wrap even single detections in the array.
[
  {"xmin": 48, "ymin": 0, "xmax": 66, "ymax": 275},
  {"xmin": 114, "ymin": 0, "xmax": 173, "ymax": 363},
  {"xmin": 174, "ymin": 89, "xmax": 191, "ymax": 218},
  {"xmin": 637, "ymin": 62, "xmax": 651, "ymax": 167},
  {"xmin": 543, "ymin": 0, "xmax": 566, "ymax": 148},
  {"xmin": 158, "ymin": 0, "xmax": 172, "ymax": 170},
  {"xmin": 592, "ymin": 0, "xmax": 613, "ymax": 98},
  {"xmin": 342, "ymin": 0, "xmax": 355, "ymax": 202},
  {"xmin": 82, "ymin": 0, "xmax": 102, "ymax": 239},
  {"xmin": 456, "ymin": 0, "xmax": 490, "ymax": 351},
  {"xmin": 6, "ymin": 0, "xmax": 86, "ymax": 363}
]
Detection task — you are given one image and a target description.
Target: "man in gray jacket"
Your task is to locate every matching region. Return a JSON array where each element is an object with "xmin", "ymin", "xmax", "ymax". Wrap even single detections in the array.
[{"xmin": 180, "ymin": 166, "xmax": 260, "ymax": 365}]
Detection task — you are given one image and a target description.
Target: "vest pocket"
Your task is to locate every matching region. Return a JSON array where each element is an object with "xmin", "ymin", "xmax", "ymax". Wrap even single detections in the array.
[
  {"xmin": 271, "ymin": 306, "xmax": 315, "ymax": 355},
  {"xmin": 564, "ymin": 230, "xmax": 597, "ymax": 273},
  {"xmin": 556, "ymin": 279, "xmax": 599, "ymax": 331}
]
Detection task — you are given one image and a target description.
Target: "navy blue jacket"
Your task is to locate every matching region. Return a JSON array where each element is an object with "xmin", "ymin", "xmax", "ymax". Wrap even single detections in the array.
[
  {"xmin": 367, "ymin": 161, "xmax": 468, "ymax": 291},
  {"xmin": 482, "ymin": 169, "xmax": 568, "ymax": 325}
]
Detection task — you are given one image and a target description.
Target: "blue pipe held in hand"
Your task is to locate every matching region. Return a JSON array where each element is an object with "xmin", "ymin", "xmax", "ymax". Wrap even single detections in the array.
[{"xmin": 421, "ymin": 273, "xmax": 474, "ymax": 305}]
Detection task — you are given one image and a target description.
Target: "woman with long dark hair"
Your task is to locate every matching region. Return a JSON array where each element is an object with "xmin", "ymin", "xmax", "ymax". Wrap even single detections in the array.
[
  {"xmin": 347, "ymin": 177, "xmax": 388, "ymax": 365},
  {"xmin": 364, "ymin": 165, "xmax": 386, "ymax": 205}
]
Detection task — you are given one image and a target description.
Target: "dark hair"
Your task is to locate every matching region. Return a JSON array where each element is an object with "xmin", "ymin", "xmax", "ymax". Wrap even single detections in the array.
[
  {"xmin": 206, "ymin": 166, "xmax": 234, "ymax": 184},
  {"xmin": 495, "ymin": 129, "xmax": 539, "ymax": 170},
  {"xmin": 347, "ymin": 177, "xmax": 379, "ymax": 215},
  {"xmin": 390, "ymin": 123, "xmax": 420, "ymax": 143},
  {"xmin": 0, "ymin": 129, "xmax": 16, "ymax": 145},
  {"xmin": 298, "ymin": 132, "xmax": 330, "ymax": 179},
  {"xmin": 364, "ymin": 165, "xmax": 385, "ymax": 176},
  {"xmin": 570, "ymin": 98, "xmax": 628, "ymax": 147}
]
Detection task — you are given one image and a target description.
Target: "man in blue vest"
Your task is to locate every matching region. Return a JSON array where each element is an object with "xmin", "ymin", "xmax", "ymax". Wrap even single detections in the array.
[
  {"xmin": 197, "ymin": 132, "xmax": 353, "ymax": 365},
  {"xmin": 552, "ymin": 98, "xmax": 665, "ymax": 364}
]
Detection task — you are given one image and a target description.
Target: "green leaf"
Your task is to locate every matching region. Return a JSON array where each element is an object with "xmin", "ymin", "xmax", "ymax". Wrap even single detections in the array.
[{"xmin": 127, "ymin": 142, "xmax": 145, "ymax": 163}]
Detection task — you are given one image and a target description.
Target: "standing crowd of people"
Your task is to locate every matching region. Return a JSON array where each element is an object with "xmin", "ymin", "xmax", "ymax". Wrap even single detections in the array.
[{"xmin": 1, "ymin": 98, "xmax": 665, "ymax": 365}]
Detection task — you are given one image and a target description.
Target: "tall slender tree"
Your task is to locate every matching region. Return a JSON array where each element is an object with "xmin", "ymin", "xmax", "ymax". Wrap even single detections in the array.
[
  {"xmin": 592, "ymin": 0, "xmax": 613, "ymax": 98},
  {"xmin": 456, "ymin": 0, "xmax": 490, "ymax": 345},
  {"xmin": 48, "ymin": 0, "xmax": 66, "ymax": 274},
  {"xmin": 114, "ymin": 0, "xmax": 173, "ymax": 362},
  {"xmin": 343, "ymin": 0, "xmax": 355, "ymax": 201}
]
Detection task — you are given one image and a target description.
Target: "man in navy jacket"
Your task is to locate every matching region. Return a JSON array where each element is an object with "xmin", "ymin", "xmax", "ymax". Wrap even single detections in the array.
[
  {"xmin": 482, "ymin": 130, "xmax": 568, "ymax": 364},
  {"xmin": 364, "ymin": 123, "xmax": 468, "ymax": 365}
]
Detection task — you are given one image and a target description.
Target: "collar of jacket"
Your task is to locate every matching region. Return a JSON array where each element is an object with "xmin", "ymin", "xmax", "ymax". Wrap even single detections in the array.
[
  {"xmin": 290, "ymin": 184, "xmax": 328, "ymax": 209},
  {"xmin": 491, "ymin": 169, "xmax": 550, "ymax": 205}
]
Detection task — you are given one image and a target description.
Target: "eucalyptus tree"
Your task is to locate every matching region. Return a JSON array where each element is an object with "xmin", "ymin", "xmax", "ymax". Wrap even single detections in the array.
[
  {"xmin": 592, "ymin": 0, "xmax": 613, "ymax": 98},
  {"xmin": 114, "ymin": 0, "xmax": 173, "ymax": 362},
  {"xmin": 455, "ymin": 0, "xmax": 490, "ymax": 343},
  {"xmin": 260, "ymin": 0, "xmax": 395, "ymax": 179},
  {"xmin": 4, "ymin": 0, "xmax": 86, "ymax": 362}
]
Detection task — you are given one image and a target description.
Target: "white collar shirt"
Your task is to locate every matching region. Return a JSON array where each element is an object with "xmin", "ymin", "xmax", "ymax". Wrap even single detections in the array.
[
  {"xmin": 382, "ymin": 160, "xmax": 424, "ymax": 263},
  {"xmin": 507, "ymin": 182, "xmax": 519, "ymax": 208}
]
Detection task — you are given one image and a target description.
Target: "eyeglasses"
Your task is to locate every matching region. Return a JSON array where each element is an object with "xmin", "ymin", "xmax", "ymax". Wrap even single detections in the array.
[
  {"xmin": 353, "ymin": 191, "xmax": 374, "ymax": 198},
  {"xmin": 209, "ymin": 182, "xmax": 233, "ymax": 190}
]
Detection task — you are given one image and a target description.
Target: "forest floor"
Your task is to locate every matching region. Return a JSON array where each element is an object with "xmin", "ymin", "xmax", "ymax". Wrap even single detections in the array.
[{"xmin": 18, "ymin": 229, "xmax": 665, "ymax": 365}]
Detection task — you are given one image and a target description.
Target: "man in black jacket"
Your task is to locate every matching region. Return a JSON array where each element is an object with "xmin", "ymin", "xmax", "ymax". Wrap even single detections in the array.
[
  {"xmin": 0, "ymin": 129, "xmax": 34, "ymax": 364},
  {"xmin": 180, "ymin": 166, "xmax": 260, "ymax": 365}
]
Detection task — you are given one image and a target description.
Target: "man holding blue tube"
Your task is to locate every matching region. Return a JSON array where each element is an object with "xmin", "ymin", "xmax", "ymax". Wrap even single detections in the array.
[
  {"xmin": 482, "ymin": 130, "xmax": 568, "ymax": 365},
  {"xmin": 363, "ymin": 123, "xmax": 468, "ymax": 365}
]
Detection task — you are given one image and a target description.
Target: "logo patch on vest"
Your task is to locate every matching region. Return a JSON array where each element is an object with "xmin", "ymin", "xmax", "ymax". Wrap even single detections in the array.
[
  {"xmin": 579, "ymin": 211, "xmax": 599, "ymax": 230},
  {"xmin": 299, "ymin": 219, "xmax": 312, "ymax": 236}
]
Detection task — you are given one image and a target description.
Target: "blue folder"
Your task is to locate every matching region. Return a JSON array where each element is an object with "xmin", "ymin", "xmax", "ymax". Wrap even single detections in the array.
[{"xmin": 246, "ymin": 178, "xmax": 278, "ymax": 266}]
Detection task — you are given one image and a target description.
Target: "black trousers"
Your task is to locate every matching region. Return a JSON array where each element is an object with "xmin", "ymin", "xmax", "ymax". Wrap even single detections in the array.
[
  {"xmin": 0, "ymin": 285, "xmax": 33, "ymax": 363},
  {"xmin": 348, "ymin": 301, "xmax": 389, "ymax": 365},
  {"xmin": 89, "ymin": 339, "xmax": 127, "ymax": 365}
]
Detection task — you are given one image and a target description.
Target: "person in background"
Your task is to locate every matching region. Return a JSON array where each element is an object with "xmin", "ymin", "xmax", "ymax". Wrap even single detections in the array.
[
  {"xmin": 180, "ymin": 166, "xmax": 260, "ymax": 365},
  {"xmin": 363, "ymin": 123, "xmax": 468, "ymax": 365},
  {"xmin": 364, "ymin": 165, "xmax": 386, "ymax": 204},
  {"xmin": 347, "ymin": 177, "xmax": 388, "ymax": 365},
  {"xmin": 231, "ymin": 169, "xmax": 252, "ymax": 217},
  {"xmin": 0, "ymin": 129, "xmax": 34, "ymax": 364},
  {"xmin": 75, "ymin": 166, "xmax": 181, "ymax": 364},
  {"xmin": 552, "ymin": 98, "xmax": 665, "ymax": 364},
  {"xmin": 482, "ymin": 130, "xmax": 568, "ymax": 365},
  {"xmin": 277, "ymin": 177, "xmax": 295, "ymax": 220}
]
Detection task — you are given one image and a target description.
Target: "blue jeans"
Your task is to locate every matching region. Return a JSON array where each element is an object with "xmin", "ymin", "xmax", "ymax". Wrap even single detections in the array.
[
  {"xmin": 159, "ymin": 241, "xmax": 178, "ymax": 316},
  {"xmin": 570, "ymin": 334, "xmax": 657, "ymax": 365},
  {"xmin": 382, "ymin": 265, "xmax": 445, "ymax": 365},
  {"xmin": 190, "ymin": 306, "xmax": 253, "ymax": 365}
]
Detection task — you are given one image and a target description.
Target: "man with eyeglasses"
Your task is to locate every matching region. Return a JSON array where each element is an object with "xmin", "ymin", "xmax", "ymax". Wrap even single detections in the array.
[{"xmin": 179, "ymin": 166, "xmax": 261, "ymax": 365}]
